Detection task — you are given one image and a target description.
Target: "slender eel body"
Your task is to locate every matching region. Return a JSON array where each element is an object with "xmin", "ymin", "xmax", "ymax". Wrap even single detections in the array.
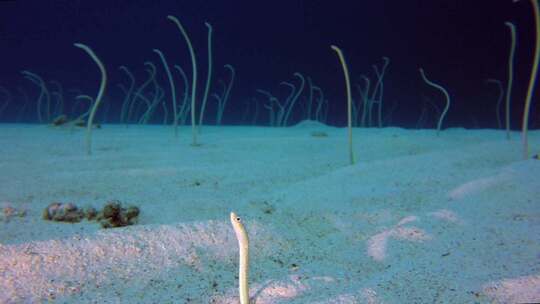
[{"xmin": 230, "ymin": 212, "xmax": 249, "ymax": 304}]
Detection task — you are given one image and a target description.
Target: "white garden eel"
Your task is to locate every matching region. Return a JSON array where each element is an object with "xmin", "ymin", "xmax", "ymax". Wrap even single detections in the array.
[{"xmin": 230, "ymin": 212, "xmax": 250, "ymax": 304}]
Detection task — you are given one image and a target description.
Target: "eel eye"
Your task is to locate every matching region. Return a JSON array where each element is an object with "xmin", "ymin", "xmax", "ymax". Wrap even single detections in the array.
[{"xmin": 236, "ymin": 217, "xmax": 241, "ymax": 222}]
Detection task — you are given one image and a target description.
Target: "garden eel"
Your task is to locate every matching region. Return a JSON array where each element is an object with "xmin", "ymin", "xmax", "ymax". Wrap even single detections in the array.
[{"xmin": 230, "ymin": 212, "xmax": 250, "ymax": 304}]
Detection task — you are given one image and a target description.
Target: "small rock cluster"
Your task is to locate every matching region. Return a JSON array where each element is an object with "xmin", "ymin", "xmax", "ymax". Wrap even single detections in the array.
[
  {"xmin": 51, "ymin": 115, "xmax": 69, "ymax": 126},
  {"xmin": 1, "ymin": 202, "xmax": 27, "ymax": 222},
  {"xmin": 42, "ymin": 202, "xmax": 85, "ymax": 223},
  {"xmin": 310, "ymin": 131, "xmax": 328, "ymax": 137},
  {"xmin": 43, "ymin": 200, "xmax": 140, "ymax": 228},
  {"xmin": 98, "ymin": 200, "xmax": 140, "ymax": 228},
  {"xmin": 51, "ymin": 115, "xmax": 101, "ymax": 129}
]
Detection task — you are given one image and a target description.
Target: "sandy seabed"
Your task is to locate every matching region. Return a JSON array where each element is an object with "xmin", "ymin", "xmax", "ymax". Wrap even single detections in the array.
[{"xmin": 0, "ymin": 122, "xmax": 539, "ymax": 303}]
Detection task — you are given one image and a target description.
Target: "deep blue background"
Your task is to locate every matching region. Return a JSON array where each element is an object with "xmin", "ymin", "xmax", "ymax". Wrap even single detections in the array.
[{"xmin": 0, "ymin": 0, "xmax": 537, "ymax": 128}]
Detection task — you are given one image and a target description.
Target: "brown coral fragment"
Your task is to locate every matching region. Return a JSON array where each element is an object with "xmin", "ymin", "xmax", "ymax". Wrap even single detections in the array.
[
  {"xmin": 43, "ymin": 202, "xmax": 84, "ymax": 223},
  {"xmin": 96, "ymin": 200, "xmax": 140, "ymax": 229}
]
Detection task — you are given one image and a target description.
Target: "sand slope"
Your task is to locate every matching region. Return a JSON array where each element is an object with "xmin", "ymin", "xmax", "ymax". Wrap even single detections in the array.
[{"xmin": 0, "ymin": 123, "xmax": 539, "ymax": 303}]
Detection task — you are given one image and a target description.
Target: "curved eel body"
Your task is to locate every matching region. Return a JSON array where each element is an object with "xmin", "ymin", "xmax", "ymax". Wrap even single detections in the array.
[{"xmin": 230, "ymin": 212, "xmax": 249, "ymax": 304}]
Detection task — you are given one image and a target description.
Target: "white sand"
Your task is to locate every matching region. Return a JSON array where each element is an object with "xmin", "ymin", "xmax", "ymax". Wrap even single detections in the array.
[{"xmin": 0, "ymin": 123, "xmax": 539, "ymax": 303}]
